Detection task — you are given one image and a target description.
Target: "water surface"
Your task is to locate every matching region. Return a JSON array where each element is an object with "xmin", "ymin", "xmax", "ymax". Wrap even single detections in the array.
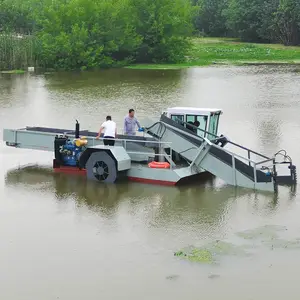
[{"xmin": 0, "ymin": 66, "xmax": 300, "ymax": 299}]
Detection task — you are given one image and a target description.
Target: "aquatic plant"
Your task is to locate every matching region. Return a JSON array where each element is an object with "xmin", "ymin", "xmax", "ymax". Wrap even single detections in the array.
[
  {"xmin": 236, "ymin": 225, "xmax": 287, "ymax": 240},
  {"xmin": 174, "ymin": 225, "xmax": 300, "ymax": 265},
  {"xmin": 174, "ymin": 240, "xmax": 252, "ymax": 264},
  {"xmin": 175, "ymin": 247, "xmax": 214, "ymax": 263},
  {"xmin": 0, "ymin": 33, "xmax": 37, "ymax": 71}
]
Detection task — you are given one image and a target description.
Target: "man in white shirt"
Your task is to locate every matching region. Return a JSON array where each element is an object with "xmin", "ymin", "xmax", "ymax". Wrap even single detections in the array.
[{"xmin": 96, "ymin": 116, "xmax": 117, "ymax": 146}]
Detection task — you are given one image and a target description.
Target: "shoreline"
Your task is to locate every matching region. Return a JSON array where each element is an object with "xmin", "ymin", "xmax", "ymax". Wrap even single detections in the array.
[
  {"xmin": 1, "ymin": 38, "xmax": 300, "ymax": 73},
  {"xmin": 125, "ymin": 38, "xmax": 300, "ymax": 70},
  {"xmin": 125, "ymin": 61, "xmax": 300, "ymax": 70},
  {"xmin": 2, "ymin": 61, "xmax": 300, "ymax": 74}
]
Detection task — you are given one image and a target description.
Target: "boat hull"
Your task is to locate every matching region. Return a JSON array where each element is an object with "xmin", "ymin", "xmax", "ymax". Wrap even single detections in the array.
[{"xmin": 52, "ymin": 160, "xmax": 204, "ymax": 186}]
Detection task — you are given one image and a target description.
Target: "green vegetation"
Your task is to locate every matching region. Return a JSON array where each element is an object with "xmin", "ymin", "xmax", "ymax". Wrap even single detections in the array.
[
  {"xmin": 0, "ymin": 34, "xmax": 36, "ymax": 71},
  {"xmin": 189, "ymin": 38, "xmax": 300, "ymax": 66},
  {"xmin": 0, "ymin": 69, "xmax": 25, "ymax": 74},
  {"xmin": 174, "ymin": 225, "xmax": 300, "ymax": 265},
  {"xmin": 0, "ymin": 0, "xmax": 193, "ymax": 71},
  {"xmin": 0, "ymin": 0, "xmax": 300, "ymax": 71},
  {"xmin": 174, "ymin": 240, "xmax": 251, "ymax": 264},
  {"xmin": 128, "ymin": 38, "xmax": 300, "ymax": 69},
  {"xmin": 194, "ymin": 0, "xmax": 300, "ymax": 46}
]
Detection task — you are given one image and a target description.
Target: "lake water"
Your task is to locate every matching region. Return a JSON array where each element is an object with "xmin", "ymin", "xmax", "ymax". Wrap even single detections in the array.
[{"xmin": 0, "ymin": 66, "xmax": 300, "ymax": 299}]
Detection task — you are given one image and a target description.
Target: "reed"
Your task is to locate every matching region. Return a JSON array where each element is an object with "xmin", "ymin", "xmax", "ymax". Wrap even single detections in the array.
[{"xmin": 0, "ymin": 33, "xmax": 38, "ymax": 71}]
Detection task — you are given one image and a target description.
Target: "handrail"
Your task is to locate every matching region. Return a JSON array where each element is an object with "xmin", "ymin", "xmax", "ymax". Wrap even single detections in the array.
[
  {"xmin": 161, "ymin": 122, "xmax": 260, "ymax": 167},
  {"xmin": 170, "ymin": 116, "xmax": 270, "ymax": 161},
  {"xmin": 92, "ymin": 137, "xmax": 174, "ymax": 164},
  {"xmin": 210, "ymin": 142, "xmax": 256, "ymax": 165},
  {"xmin": 91, "ymin": 136, "xmax": 172, "ymax": 145},
  {"xmin": 126, "ymin": 151, "xmax": 169, "ymax": 157},
  {"xmin": 255, "ymin": 158, "xmax": 274, "ymax": 166},
  {"xmin": 226, "ymin": 140, "xmax": 270, "ymax": 160}
]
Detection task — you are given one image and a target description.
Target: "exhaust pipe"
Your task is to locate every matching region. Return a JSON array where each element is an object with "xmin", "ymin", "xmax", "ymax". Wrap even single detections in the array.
[{"xmin": 75, "ymin": 119, "xmax": 80, "ymax": 138}]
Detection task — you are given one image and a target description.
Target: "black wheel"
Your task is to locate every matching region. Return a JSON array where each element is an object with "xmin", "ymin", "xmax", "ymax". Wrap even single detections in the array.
[
  {"xmin": 86, "ymin": 151, "xmax": 117, "ymax": 183},
  {"xmin": 92, "ymin": 161, "xmax": 110, "ymax": 181}
]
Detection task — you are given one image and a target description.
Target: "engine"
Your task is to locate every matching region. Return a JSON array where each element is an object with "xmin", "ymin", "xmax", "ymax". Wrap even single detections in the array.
[
  {"xmin": 54, "ymin": 135, "xmax": 87, "ymax": 167},
  {"xmin": 60, "ymin": 140, "xmax": 83, "ymax": 166}
]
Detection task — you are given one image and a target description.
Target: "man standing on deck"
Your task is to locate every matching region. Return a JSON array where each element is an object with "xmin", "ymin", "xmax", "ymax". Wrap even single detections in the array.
[
  {"xmin": 96, "ymin": 115, "xmax": 117, "ymax": 146},
  {"xmin": 123, "ymin": 109, "xmax": 141, "ymax": 136}
]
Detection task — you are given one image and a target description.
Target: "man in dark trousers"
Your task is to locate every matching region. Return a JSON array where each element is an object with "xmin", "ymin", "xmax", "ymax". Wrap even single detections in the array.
[{"xmin": 96, "ymin": 115, "xmax": 117, "ymax": 146}]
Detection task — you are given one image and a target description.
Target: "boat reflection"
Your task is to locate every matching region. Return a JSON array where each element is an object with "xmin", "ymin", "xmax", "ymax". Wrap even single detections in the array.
[{"xmin": 5, "ymin": 165, "xmax": 295, "ymax": 229}]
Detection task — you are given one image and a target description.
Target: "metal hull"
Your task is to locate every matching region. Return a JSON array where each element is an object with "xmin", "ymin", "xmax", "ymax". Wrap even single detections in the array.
[{"xmin": 52, "ymin": 161, "xmax": 204, "ymax": 186}]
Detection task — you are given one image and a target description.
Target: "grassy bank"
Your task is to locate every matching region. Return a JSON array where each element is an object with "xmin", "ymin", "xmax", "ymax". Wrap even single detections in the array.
[
  {"xmin": 2, "ymin": 37, "xmax": 299, "ymax": 72},
  {"xmin": 126, "ymin": 38, "xmax": 300, "ymax": 70},
  {"xmin": 0, "ymin": 69, "xmax": 25, "ymax": 74}
]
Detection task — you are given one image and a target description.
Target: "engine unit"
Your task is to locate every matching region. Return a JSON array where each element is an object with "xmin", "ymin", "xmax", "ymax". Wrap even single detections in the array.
[{"xmin": 54, "ymin": 135, "xmax": 88, "ymax": 167}]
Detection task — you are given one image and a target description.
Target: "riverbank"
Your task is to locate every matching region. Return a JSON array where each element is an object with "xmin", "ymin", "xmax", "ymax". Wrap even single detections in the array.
[
  {"xmin": 0, "ymin": 70, "xmax": 26, "ymax": 74},
  {"xmin": 126, "ymin": 38, "xmax": 300, "ymax": 70},
  {"xmin": 2, "ymin": 37, "xmax": 300, "ymax": 73}
]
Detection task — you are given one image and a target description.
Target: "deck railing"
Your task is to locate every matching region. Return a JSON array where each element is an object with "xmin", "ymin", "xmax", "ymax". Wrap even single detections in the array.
[
  {"xmin": 170, "ymin": 116, "xmax": 272, "ymax": 166},
  {"xmin": 90, "ymin": 136, "xmax": 174, "ymax": 167}
]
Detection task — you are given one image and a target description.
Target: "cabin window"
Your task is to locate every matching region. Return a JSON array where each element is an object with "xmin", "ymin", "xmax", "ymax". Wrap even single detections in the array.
[
  {"xmin": 171, "ymin": 114, "xmax": 184, "ymax": 124},
  {"xmin": 186, "ymin": 114, "xmax": 208, "ymax": 138},
  {"xmin": 207, "ymin": 113, "xmax": 220, "ymax": 140}
]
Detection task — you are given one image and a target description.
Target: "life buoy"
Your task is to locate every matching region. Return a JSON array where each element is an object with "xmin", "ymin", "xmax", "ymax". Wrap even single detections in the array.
[{"xmin": 148, "ymin": 161, "xmax": 170, "ymax": 169}]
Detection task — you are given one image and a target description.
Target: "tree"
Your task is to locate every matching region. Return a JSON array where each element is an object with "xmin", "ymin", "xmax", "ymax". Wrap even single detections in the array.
[
  {"xmin": 273, "ymin": 0, "xmax": 300, "ymax": 45},
  {"xmin": 194, "ymin": 0, "xmax": 229, "ymax": 37},
  {"xmin": 132, "ymin": 0, "xmax": 193, "ymax": 63},
  {"xmin": 32, "ymin": 0, "xmax": 193, "ymax": 69},
  {"xmin": 256, "ymin": 0, "xmax": 280, "ymax": 43},
  {"xmin": 0, "ymin": 0, "xmax": 34, "ymax": 33},
  {"xmin": 224, "ymin": 0, "xmax": 265, "ymax": 42}
]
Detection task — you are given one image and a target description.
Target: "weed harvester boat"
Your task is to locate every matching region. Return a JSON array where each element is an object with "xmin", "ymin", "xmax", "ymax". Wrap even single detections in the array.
[{"xmin": 3, "ymin": 107, "xmax": 297, "ymax": 192}]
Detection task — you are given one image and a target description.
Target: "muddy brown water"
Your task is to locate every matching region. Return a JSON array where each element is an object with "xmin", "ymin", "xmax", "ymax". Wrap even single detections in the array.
[{"xmin": 0, "ymin": 66, "xmax": 300, "ymax": 299}]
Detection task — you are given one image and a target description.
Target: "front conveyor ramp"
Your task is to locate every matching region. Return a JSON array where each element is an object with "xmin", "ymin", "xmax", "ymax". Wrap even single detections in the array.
[
  {"xmin": 146, "ymin": 115, "xmax": 275, "ymax": 192},
  {"xmin": 197, "ymin": 145, "xmax": 274, "ymax": 191},
  {"xmin": 209, "ymin": 146, "xmax": 272, "ymax": 183}
]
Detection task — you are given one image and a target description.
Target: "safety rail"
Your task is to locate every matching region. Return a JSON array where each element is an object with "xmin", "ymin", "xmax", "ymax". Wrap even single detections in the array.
[
  {"xmin": 170, "ymin": 116, "xmax": 271, "ymax": 165},
  {"xmin": 90, "ymin": 136, "xmax": 172, "ymax": 147},
  {"xmin": 157, "ymin": 120, "xmax": 274, "ymax": 186},
  {"xmin": 201, "ymin": 141, "xmax": 273, "ymax": 187},
  {"xmin": 90, "ymin": 136, "xmax": 175, "ymax": 167},
  {"xmin": 210, "ymin": 142, "xmax": 274, "ymax": 186}
]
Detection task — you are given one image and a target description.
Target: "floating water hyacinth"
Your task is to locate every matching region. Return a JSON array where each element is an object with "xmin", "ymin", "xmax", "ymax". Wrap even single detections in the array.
[
  {"xmin": 236, "ymin": 225, "xmax": 287, "ymax": 240},
  {"xmin": 204, "ymin": 240, "xmax": 251, "ymax": 257},
  {"xmin": 174, "ymin": 246, "xmax": 214, "ymax": 264},
  {"xmin": 175, "ymin": 225, "xmax": 300, "ymax": 264},
  {"xmin": 263, "ymin": 238, "xmax": 300, "ymax": 250},
  {"xmin": 174, "ymin": 240, "xmax": 251, "ymax": 264},
  {"xmin": 235, "ymin": 225, "xmax": 300, "ymax": 251}
]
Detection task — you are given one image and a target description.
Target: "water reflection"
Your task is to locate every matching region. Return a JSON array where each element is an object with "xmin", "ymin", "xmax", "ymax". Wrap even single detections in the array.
[
  {"xmin": 2, "ymin": 66, "xmax": 300, "ymax": 298},
  {"xmin": 255, "ymin": 115, "xmax": 282, "ymax": 153},
  {"xmin": 5, "ymin": 165, "xmax": 290, "ymax": 230},
  {"xmin": 44, "ymin": 69, "xmax": 186, "ymax": 105}
]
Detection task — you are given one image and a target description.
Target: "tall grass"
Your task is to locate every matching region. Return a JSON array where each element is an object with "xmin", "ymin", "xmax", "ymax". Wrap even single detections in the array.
[
  {"xmin": 128, "ymin": 38, "xmax": 300, "ymax": 69},
  {"xmin": 0, "ymin": 33, "xmax": 37, "ymax": 71},
  {"xmin": 187, "ymin": 38, "xmax": 300, "ymax": 65}
]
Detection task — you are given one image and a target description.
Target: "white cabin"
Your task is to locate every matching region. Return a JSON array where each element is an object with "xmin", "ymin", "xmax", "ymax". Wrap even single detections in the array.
[{"xmin": 163, "ymin": 107, "xmax": 222, "ymax": 139}]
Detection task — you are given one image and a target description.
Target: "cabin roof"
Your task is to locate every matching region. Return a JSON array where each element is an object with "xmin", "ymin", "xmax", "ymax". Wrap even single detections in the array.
[{"xmin": 167, "ymin": 107, "xmax": 222, "ymax": 115}]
